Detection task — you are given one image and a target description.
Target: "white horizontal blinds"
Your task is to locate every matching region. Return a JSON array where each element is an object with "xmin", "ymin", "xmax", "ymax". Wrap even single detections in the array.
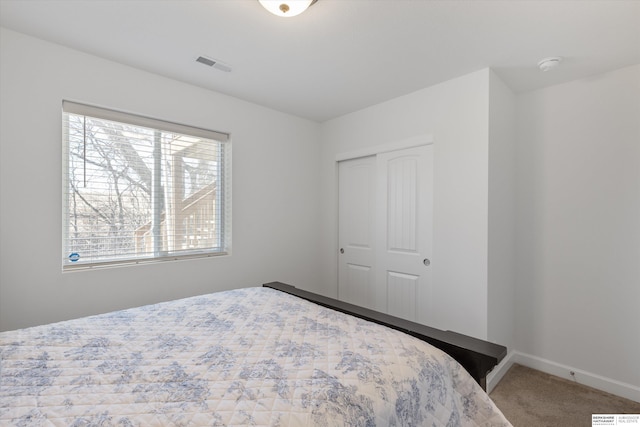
[
  {"xmin": 62, "ymin": 101, "xmax": 231, "ymax": 269},
  {"xmin": 62, "ymin": 101, "xmax": 229, "ymax": 143}
]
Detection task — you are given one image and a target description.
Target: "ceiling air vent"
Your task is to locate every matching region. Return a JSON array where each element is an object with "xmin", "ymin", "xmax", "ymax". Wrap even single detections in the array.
[{"xmin": 196, "ymin": 56, "xmax": 232, "ymax": 73}]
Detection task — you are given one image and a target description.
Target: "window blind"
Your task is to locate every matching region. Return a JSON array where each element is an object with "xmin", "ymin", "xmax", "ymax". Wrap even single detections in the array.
[{"xmin": 62, "ymin": 101, "xmax": 231, "ymax": 270}]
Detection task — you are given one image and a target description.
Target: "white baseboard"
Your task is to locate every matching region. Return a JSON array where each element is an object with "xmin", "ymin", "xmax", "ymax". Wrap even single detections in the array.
[
  {"xmin": 486, "ymin": 350, "xmax": 517, "ymax": 393},
  {"xmin": 486, "ymin": 351, "xmax": 640, "ymax": 403}
]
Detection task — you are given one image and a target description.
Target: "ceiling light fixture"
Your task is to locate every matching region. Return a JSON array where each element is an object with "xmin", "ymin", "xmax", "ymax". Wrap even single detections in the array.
[
  {"xmin": 537, "ymin": 57, "xmax": 563, "ymax": 72},
  {"xmin": 258, "ymin": 0, "xmax": 317, "ymax": 17}
]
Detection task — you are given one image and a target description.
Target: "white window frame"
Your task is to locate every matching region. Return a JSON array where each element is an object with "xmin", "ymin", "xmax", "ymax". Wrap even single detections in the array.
[{"xmin": 62, "ymin": 101, "xmax": 231, "ymax": 270}]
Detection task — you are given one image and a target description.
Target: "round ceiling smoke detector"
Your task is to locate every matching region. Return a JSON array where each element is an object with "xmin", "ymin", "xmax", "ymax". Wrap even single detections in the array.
[{"xmin": 538, "ymin": 57, "xmax": 563, "ymax": 72}]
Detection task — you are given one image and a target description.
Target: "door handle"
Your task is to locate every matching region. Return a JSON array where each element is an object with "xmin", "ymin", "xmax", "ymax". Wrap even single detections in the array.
[
  {"xmin": 340, "ymin": 248, "xmax": 344, "ymax": 254},
  {"xmin": 423, "ymin": 258, "xmax": 430, "ymax": 267}
]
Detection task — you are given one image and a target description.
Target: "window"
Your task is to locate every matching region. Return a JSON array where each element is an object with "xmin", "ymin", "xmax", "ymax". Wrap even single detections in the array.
[{"xmin": 62, "ymin": 101, "xmax": 231, "ymax": 270}]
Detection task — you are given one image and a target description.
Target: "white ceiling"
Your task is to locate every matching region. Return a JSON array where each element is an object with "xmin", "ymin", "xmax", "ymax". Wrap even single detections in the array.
[{"xmin": 1, "ymin": 0, "xmax": 639, "ymax": 122}]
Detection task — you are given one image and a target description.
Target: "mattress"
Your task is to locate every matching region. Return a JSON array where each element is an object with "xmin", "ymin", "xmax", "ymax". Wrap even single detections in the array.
[{"xmin": 1, "ymin": 287, "xmax": 511, "ymax": 426}]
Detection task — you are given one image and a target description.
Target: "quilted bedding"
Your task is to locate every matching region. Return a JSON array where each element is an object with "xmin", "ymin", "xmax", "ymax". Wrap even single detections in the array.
[{"xmin": 1, "ymin": 287, "xmax": 511, "ymax": 426}]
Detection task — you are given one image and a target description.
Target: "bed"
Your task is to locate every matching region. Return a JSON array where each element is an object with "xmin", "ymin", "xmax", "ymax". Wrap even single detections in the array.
[{"xmin": 1, "ymin": 282, "xmax": 511, "ymax": 426}]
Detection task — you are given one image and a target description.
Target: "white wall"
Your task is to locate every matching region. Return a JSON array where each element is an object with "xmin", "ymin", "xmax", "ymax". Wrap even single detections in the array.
[
  {"xmin": 318, "ymin": 69, "xmax": 493, "ymax": 340},
  {"xmin": 487, "ymin": 71, "xmax": 517, "ymax": 351},
  {"xmin": 515, "ymin": 64, "xmax": 640, "ymax": 389},
  {"xmin": 0, "ymin": 28, "xmax": 321, "ymax": 332}
]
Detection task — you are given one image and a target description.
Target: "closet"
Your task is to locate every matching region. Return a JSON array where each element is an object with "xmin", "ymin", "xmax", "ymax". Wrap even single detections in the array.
[{"xmin": 338, "ymin": 144, "xmax": 433, "ymax": 324}]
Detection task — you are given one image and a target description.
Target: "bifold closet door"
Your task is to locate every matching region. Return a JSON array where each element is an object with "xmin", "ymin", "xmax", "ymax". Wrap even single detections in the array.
[{"xmin": 338, "ymin": 145, "xmax": 433, "ymax": 324}]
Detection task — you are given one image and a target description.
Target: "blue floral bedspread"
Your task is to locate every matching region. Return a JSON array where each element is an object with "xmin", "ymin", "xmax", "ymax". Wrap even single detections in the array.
[{"xmin": 1, "ymin": 287, "xmax": 511, "ymax": 426}]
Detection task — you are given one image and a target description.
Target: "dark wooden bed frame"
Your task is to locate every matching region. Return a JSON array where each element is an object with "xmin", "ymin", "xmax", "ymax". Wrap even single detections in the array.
[{"xmin": 264, "ymin": 281, "xmax": 506, "ymax": 391}]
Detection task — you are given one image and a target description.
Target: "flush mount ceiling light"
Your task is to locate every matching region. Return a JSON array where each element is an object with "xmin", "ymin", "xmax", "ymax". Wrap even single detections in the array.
[
  {"xmin": 258, "ymin": 0, "xmax": 317, "ymax": 17},
  {"xmin": 538, "ymin": 57, "xmax": 563, "ymax": 72}
]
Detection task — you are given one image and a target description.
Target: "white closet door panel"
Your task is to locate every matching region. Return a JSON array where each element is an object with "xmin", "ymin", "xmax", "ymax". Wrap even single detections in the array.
[
  {"xmin": 387, "ymin": 156, "xmax": 418, "ymax": 253},
  {"xmin": 338, "ymin": 156, "xmax": 380, "ymax": 310},
  {"xmin": 342, "ymin": 164, "xmax": 373, "ymax": 249},
  {"xmin": 377, "ymin": 145, "xmax": 433, "ymax": 324},
  {"xmin": 386, "ymin": 271, "xmax": 418, "ymax": 320},
  {"xmin": 341, "ymin": 264, "xmax": 374, "ymax": 309}
]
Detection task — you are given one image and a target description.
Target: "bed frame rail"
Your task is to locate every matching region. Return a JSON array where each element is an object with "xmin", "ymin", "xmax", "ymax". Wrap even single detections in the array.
[{"xmin": 264, "ymin": 281, "xmax": 506, "ymax": 390}]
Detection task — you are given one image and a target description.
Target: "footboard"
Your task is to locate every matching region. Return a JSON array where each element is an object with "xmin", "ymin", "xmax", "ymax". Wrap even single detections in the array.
[{"xmin": 264, "ymin": 281, "xmax": 507, "ymax": 390}]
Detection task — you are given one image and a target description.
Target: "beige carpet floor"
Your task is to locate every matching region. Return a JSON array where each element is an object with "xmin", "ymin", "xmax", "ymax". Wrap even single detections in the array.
[{"xmin": 489, "ymin": 364, "xmax": 640, "ymax": 427}]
